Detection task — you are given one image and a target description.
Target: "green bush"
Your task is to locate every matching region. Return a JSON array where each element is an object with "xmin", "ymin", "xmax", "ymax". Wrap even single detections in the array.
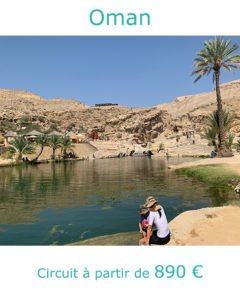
[
  {"xmin": 20, "ymin": 114, "xmax": 32, "ymax": 124},
  {"xmin": 20, "ymin": 124, "xmax": 42, "ymax": 134},
  {"xmin": 49, "ymin": 124, "xmax": 58, "ymax": 130},
  {"xmin": 50, "ymin": 119, "xmax": 61, "ymax": 125},
  {"xmin": 158, "ymin": 143, "xmax": 164, "ymax": 150},
  {"xmin": 175, "ymin": 165, "xmax": 240, "ymax": 188},
  {"xmin": 0, "ymin": 120, "xmax": 17, "ymax": 131},
  {"xmin": 38, "ymin": 116, "xmax": 45, "ymax": 122},
  {"xmin": 237, "ymin": 139, "xmax": 240, "ymax": 152}
]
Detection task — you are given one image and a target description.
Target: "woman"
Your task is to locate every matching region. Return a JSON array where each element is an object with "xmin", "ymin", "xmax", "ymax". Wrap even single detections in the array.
[{"xmin": 145, "ymin": 196, "xmax": 170, "ymax": 246}]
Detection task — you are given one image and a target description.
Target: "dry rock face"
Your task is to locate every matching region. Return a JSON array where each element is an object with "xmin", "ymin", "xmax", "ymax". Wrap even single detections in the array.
[
  {"xmin": 0, "ymin": 89, "xmax": 172, "ymax": 143},
  {"xmin": 158, "ymin": 79, "xmax": 240, "ymax": 138},
  {"xmin": 1, "ymin": 79, "xmax": 240, "ymax": 144}
]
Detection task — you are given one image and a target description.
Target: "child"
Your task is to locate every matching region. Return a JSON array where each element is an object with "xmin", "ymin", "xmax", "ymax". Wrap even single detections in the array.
[{"xmin": 138, "ymin": 205, "xmax": 150, "ymax": 245}]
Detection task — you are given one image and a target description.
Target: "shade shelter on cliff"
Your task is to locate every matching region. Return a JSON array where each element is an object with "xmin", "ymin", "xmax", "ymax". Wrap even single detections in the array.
[
  {"xmin": 76, "ymin": 133, "xmax": 88, "ymax": 142},
  {"xmin": 66, "ymin": 131, "xmax": 77, "ymax": 137},
  {"xmin": 66, "ymin": 131, "xmax": 78, "ymax": 143},
  {"xmin": 25, "ymin": 130, "xmax": 42, "ymax": 136},
  {"xmin": 25, "ymin": 130, "xmax": 42, "ymax": 137},
  {"xmin": 24, "ymin": 130, "xmax": 42, "ymax": 142},
  {"xmin": 4, "ymin": 131, "xmax": 17, "ymax": 146},
  {"xmin": 47, "ymin": 130, "xmax": 63, "ymax": 136}
]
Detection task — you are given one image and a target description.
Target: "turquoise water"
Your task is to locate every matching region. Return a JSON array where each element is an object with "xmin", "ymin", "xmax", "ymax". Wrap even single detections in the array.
[{"xmin": 0, "ymin": 157, "xmax": 237, "ymax": 245}]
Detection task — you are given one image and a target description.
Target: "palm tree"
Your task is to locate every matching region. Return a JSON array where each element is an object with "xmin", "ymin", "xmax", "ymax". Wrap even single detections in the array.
[
  {"xmin": 225, "ymin": 133, "xmax": 235, "ymax": 151},
  {"xmin": 60, "ymin": 136, "xmax": 74, "ymax": 158},
  {"xmin": 32, "ymin": 134, "xmax": 49, "ymax": 162},
  {"xmin": 8, "ymin": 136, "xmax": 36, "ymax": 161},
  {"xmin": 191, "ymin": 37, "xmax": 240, "ymax": 157},
  {"xmin": 203, "ymin": 110, "xmax": 235, "ymax": 151},
  {"xmin": 48, "ymin": 135, "xmax": 61, "ymax": 160},
  {"xmin": 237, "ymin": 140, "xmax": 240, "ymax": 152},
  {"xmin": 206, "ymin": 110, "xmax": 235, "ymax": 134},
  {"xmin": 201, "ymin": 127, "xmax": 218, "ymax": 151}
]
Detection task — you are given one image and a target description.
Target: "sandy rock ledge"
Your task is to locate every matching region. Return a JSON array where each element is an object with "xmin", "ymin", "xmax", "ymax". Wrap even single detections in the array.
[{"xmin": 68, "ymin": 206, "xmax": 240, "ymax": 246}]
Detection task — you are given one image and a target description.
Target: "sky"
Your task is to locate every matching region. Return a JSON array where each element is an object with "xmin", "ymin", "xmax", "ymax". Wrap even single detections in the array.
[{"xmin": 0, "ymin": 36, "xmax": 240, "ymax": 107}]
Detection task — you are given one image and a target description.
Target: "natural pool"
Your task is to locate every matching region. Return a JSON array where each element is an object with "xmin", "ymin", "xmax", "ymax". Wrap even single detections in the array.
[{"xmin": 0, "ymin": 157, "xmax": 238, "ymax": 245}]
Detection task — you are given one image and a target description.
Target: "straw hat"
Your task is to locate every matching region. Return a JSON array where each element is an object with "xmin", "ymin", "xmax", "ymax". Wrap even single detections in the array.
[
  {"xmin": 138, "ymin": 204, "xmax": 149, "ymax": 215},
  {"xmin": 145, "ymin": 196, "xmax": 162, "ymax": 211},
  {"xmin": 145, "ymin": 196, "xmax": 157, "ymax": 208}
]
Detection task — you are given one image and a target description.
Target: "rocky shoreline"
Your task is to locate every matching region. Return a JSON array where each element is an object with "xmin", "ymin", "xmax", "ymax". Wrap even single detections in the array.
[{"xmin": 68, "ymin": 206, "xmax": 240, "ymax": 246}]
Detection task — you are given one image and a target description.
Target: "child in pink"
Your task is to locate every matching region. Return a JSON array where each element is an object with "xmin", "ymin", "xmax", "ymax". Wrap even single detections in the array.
[{"xmin": 138, "ymin": 205, "xmax": 149, "ymax": 245}]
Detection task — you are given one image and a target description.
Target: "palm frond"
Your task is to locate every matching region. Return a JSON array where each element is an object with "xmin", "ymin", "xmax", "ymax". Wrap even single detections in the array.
[{"xmin": 191, "ymin": 37, "xmax": 240, "ymax": 83}]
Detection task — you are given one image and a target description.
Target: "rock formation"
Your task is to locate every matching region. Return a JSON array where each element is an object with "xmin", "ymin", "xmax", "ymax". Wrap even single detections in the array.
[{"xmin": 0, "ymin": 79, "xmax": 240, "ymax": 145}]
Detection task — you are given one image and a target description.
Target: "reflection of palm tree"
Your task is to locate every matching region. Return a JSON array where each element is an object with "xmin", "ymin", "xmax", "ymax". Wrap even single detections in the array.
[
  {"xmin": 8, "ymin": 136, "xmax": 35, "ymax": 161},
  {"xmin": 191, "ymin": 37, "xmax": 240, "ymax": 157}
]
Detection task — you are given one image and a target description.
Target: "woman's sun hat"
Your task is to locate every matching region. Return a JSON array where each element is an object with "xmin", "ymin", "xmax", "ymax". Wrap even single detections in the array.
[
  {"xmin": 139, "ymin": 204, "xmax": 149, "ymax": 215},
  {"xmin": 145, "ymin": 197, "xmax": 163, "ymax": 210},
  {"xmin": 145, "ymin": 196, "xmax": 157, "ymax": 208}
]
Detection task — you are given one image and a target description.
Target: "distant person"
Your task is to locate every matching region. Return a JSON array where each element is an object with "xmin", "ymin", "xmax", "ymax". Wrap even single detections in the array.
[
  {"xmin": 211, "ymin": 150, "xmax": 216, "ymax": 158},
  {"xmin": 144, "ymin": 196, "xmax": 170, "ymax": 246},
  {"xmin": 165, "ymin": 149, "xmax": 169, "ymax": 157},
  {"xmin": 138, "ymin": 205, "xmax": 150, "ymax": 246}
]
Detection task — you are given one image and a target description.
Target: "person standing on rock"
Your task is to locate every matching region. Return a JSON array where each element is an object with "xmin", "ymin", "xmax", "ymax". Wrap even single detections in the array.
[
  {"xmin": 165, "ymin": 149, "xmax": 168, "ymax": 157},
  {"xmin": 144, "ymin": 196, "xmax": 170, "ymax": 246}
]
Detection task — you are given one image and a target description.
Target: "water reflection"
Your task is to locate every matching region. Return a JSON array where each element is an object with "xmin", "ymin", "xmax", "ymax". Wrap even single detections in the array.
[{"xmin": 0, "ymin": 157, "xmax": 238, "ymax": 245}]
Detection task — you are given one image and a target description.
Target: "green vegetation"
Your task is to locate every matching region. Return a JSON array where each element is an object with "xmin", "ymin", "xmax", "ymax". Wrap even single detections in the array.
[
  {"xmin": 20, "ymin": 124, "xmax": 42, "ymax": 135},
  {"xmin": 49, "ymin": 123, "xmax": 58, "ymax": 131},
  {"xmin": 66, "ymin": 122, "xmax": 76, "ymax": 132},
  {"xmin": 158, "ymin": 143, "xmax": 165, "ymax": 150},
  {"xmin": 60, "ymin": 136, "xmax": 75, "ymax": 158},
  {"xmin": 20, "ymin": 114, "xmax": 32, "ymax": 124},
  {"xmin": 37, "ymin": 116, "xmax": 45, "ymax": 122},
  {"xmin": 32, "ymin": 134, "xmax": 49, "ymax": 162},
  {"xmin": 117, "ymin": 133, "xmax": 122, "ymax": 139},
  {"xmin": 7, "ymin": 136, "xmax": 36, "ymax": 161},
  {"xmin": 78, "ymin": 125, "xmax": 88, "ymax": 133},
  {"xmin": 4, "ymin": 132, "xmax": 76, "ymax": 163},
  {"xmin": 225, "ymin": 133, "xmax": 235, "ymax": 151},
  {"xmin": 191, "ymin": 37, "xmax": 240, "ymax": 157},
  {"xmin": 175, "ymin": 164, "xmax": 240, "ymax": 188},
  {"xmin": 201, "ymin": 110, "xmax": 235, "ymax": 151},
  {"xmin": 49, "ymin": 225, "xmax": 60, "ymax": 235},
  {"xmin": 98, "ymin": 134, "xmax": 104, "ymax": 140},
  {"xmin": 48, "ymin": 135, "xmax": 62, "ymax": 160},
  {"xmin": 0, "ymin": 120, "xmax": 17, "ymax": 132},
  {"xmin": 50, "ymin": 119, "xmax": 61, "ymax": 125},
  {"xmin": 237, "ymin": 140, "xmax": 240, "ymax": 152}
]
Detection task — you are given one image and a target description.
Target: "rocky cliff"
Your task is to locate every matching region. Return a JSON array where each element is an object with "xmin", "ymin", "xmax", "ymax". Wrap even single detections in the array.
[{"xmin": 1, "ymin": 79, "xmax": 240, "ymax": 143}]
